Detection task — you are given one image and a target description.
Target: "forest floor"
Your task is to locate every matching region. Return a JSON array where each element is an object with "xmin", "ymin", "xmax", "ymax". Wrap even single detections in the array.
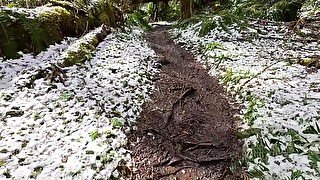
[
  {"xmin": 1, "ymin": 12, "xmax": 320, "ymax": 180},
  {"xmin": 170, "ymin": 15, "xmax": 320, "ymax": 179},
  {"xmin": 128, "ymin": 26, "xmax": 243, "ymax": 179}
]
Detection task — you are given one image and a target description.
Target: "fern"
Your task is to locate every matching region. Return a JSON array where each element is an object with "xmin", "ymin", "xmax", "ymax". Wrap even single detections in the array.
[
  {"xmin": 0, "ymin": 11, "xmax": 18, "ymax": 59},
  {"xmin": 126, "ymin": 11, "xmax": 152, "ymax": 31},
  {"xmin": 16, "ymin": 13, "xmax": 47, "ymax": 54}
]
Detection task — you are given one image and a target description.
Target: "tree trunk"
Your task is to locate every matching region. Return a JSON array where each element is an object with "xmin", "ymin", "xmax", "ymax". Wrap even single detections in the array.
[
  {"xmin": 160, "ymin": 0, "xmax": 169, "ymax": 20},
  {"xmin": 180, "ymin": 0, "xmax": 192, "ymax": 19}
]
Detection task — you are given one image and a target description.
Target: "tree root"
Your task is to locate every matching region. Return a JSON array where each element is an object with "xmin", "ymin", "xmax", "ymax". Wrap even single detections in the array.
[
  {"xmin": 179, "ymin": 154, "xmax": 230, "ymax": 164},
  {"xmin": 165, "ymin": 87, "xmax": 196, "ymax": 127},
  {"xmin": 182, "ymin": 141, "xmax": 223, "ymax": 151}
]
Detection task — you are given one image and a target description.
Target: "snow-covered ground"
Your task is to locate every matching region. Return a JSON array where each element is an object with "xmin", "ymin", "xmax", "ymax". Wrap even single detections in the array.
[
  {"xmin": 0, "ymin": 28, "xmax": 157, "ymax": 179},
  {"xmin": 300, "ymin": 0, "xmax": 320, "ymax": 17},
  {"xmin": 0, "ymin": 38, "xmax": 76, "ymax": 90},
  {"xmin": 171, "ymin": 18, "xmax": 320, "ymax": 179}
]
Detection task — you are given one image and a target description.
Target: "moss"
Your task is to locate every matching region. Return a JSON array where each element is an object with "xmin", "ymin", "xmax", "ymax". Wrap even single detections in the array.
[
  {"xmin": 0, "ymin": 160, "xmax": 6, "ymax": 167},
  {"xmin": 299, "ymin": 58, "xmax": 320, "ymax": 68},
  {"xmin": 62, "ymin": 43, "xmax": 95, "ymax": 67},
  {"xmin": 90, "ymin": 37, "xmax": 100, "ymax": 47},
  {"xmin": 89, "ymin": 0, "xmax": 117, "ymax": 27}
]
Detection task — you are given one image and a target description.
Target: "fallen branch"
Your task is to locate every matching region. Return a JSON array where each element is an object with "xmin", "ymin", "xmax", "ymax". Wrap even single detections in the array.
[{"xmin": 57, "ymin": 25, "xmax": 111, "ymax": 67}]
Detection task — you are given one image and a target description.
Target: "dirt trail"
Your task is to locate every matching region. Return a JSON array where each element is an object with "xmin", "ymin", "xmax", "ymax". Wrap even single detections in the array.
[{"xmin": 128, "ymin": 26, "xmax": 243, "ymax": 179}]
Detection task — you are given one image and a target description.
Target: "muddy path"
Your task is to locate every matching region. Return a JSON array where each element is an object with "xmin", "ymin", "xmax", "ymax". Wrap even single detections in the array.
[{"xmin": 128, "ymin": 26, "xmax": 243, "ymax": 179}]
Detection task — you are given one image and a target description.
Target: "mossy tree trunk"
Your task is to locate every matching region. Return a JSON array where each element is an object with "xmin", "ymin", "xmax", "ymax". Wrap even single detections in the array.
[{"xmin": 0, "ymin": 1, "xmax": 122, "ymax": 59}]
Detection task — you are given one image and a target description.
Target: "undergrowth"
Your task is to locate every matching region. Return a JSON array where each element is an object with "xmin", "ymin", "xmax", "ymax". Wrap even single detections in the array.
[
  {"xmin": 126, "ymin": 11, "xmax": 152, "ymax": 31},
  {"xmin": 0, "ymin": 1, "xmax": 121, "ymax": 59},
  {"xmin": 175, "ymin": 9, "xmax": 247, "ymax": 37}
]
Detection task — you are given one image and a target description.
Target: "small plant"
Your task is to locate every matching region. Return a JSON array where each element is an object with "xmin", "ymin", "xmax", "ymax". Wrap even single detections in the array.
[
  {"xmin": 199, "ymin": 19, "xmax": 218, "ymax": 37},
  {"xmin": 302, "ymin": 93, "xmax": 308, "ymax": 105},
  {"xmin": 206, "ymin": 42, "xmax": 224, "ymax": 51},
  {"xmin": 7, "ymin": 2, "xmax": 18, "ymax": 8},
  {"xmin": 21, "ymin": 140, "xmax": 28, "ymax": 148},
  {"xmin": 248, "ymin": 167, "xmax": 265, "ymax": 179},
  {"xmin": 111, "ymin": 118, "xmax": 123, "ymax": 128},
  {"xmin": 309, "ymin": 82, "xmax": 319, "ymax": 89},
  {"xmin": 33, "ymin": 112, "xmax": 41, "ymax": 121},
  {"xmin": 288, "ymin": 170, "xmax": 304, "ymax": 179},
  {"xmin": 105, "ymin": 130, "xmax": 115, "ymax": 138},
  {"xmin": 308, "ymin": 150, "xmax": 320, "ymax": 174},
  {"xmin": 0, "ymin": 149, "xmax": 8, "ymax": 153},
  {"xmin": 244, "ymin": 95, "xmax": 264, "ymax": 126},
  {"xmin": 249, "ymin": 137, "xmax": 269, "ymax": 164},
  {"xmin": 89, "ymin": 130, "xmax": 101, "ymax": 140},
  {"xmin": 101, "ymin": 150, "xmax": 117, "ymax": 165},
  {"xmin": 69, "ymin": 170, "xmax": 81, "ymax": 177},
  {"xmin": 222, "ymin": 69, "xmax": 254, "ymax": 85},
  {"xmin": 30, "ymin": 166, "xmax": 43, "ymax": 178},
  {"xmin": 2, "ymin": 169, "xmax": 11, "ymax": 178},
  {"xmin": 303, "ymin": 123, "xmax": 320, "ymax": 134},
  {"xmin": 0, "ymin": 160, "xmax": 5, "ymax": 167},
  {"xmin": 60, "ymin": 91, "xmax": 72, "ymax": 101},
  {"xmin": 267, "ymin": 90, "xmax": 276, "ymax": 98},
  {"xmin": 214, "ymin": 54, "xmax": 231, "ymax": 67},
  {"xmin": 237, "ymin": 128, "xmax": 261, "ymax": 139}
]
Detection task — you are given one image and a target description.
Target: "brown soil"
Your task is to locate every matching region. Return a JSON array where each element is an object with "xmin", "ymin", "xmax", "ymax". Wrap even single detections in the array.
[{"xmin": 128, "ymin": 26, "xmax": 243, "ymax": 180}]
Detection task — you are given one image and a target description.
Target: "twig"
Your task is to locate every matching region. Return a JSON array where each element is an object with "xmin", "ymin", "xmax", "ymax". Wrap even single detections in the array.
[{"xmin": 237, "ymin": 61, "xmax": 280, "ymax": 92}]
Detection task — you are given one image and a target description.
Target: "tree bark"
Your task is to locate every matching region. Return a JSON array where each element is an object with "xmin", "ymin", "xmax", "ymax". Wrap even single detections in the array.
[{"xmin": 180, "ymin": 0, "xmax": 192, "ymax": 19}]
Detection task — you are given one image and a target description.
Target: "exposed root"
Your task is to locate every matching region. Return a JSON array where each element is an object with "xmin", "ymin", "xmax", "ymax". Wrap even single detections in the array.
[{"xmin": 165, "ymin": 87, "xmax": 196, "ymax": 127}]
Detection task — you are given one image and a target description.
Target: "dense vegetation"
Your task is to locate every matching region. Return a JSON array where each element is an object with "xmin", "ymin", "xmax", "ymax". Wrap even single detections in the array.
[{"xmin": 1, "ymin": 0, "xmax": 319, "ymax": 58}]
